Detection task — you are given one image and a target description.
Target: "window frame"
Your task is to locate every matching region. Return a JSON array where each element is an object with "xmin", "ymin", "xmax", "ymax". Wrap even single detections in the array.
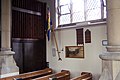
[{"xmin": 56, "ymin": 0, "xmax": 106, "ymax": 27}]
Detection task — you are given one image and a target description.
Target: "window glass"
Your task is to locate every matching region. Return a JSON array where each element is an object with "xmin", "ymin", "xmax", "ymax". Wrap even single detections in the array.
[
  {"xmin": 86, "ymin": 0, "xmax": 101, "ymax": 20},
  {"xmin": 86, "ymin": 8, "xmax": 101, "ymax": 21},
  {"xmin": 56, "ymin": 0, "xmax": 106, "ymax": 26},
  {"xmin": 61, "ymin": 4, "xmax": 70, "ymax": 14},
  {"xmin": 103, "ymin": 0, "xmax": 106, "ymax": 5},
  {"xmin": 72, "ymin": 0, "xmax": 85, "ymax": 23},
  {"xmin": 60, "ymin": 14, "xmax": 70, "ymax": 25},
  {"xmin": 73, "ymin": 12, "xmax": 85, "ymax": 23},
  {"xmin": 103, "ymin": 0, "xmax": 107, "ymax": 18},
  {"xmin": 72, "ymin": 0, "xmax": 84, "ymax": 13},
  {"xmin": 60, "ymin": 0, "xmax": 70, "ymax": 5},
  {"xmin": 104, "ymin": 7, "xmax": 106, "ymax": 18}
]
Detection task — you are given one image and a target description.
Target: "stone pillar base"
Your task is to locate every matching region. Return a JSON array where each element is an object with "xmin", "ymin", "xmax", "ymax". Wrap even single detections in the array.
[
  {"xmin": 99, "ymin": 51, "xmax": 120, "ymax": 80},
  {"xmin": 99, "ymin": 68, "xmax": 112, "ymax": 80},
  {"xmin": 0, "ymin": 48, "xmax": 19, "ymax": 78},
  {"xmin": 106, "ymin": 46, "xmax": 120, "ymax": 52}
]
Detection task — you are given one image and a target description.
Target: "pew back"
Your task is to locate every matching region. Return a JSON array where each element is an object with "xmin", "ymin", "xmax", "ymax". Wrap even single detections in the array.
[
  {"xmin": 71, "ymin": 72, "xmax": 92, "ymax": 80},
  {"xmin": 1, "ymin": 68, "xmax": 53, "ymax": 80},
  {"xmin": 33, "ymin": 70, "xmax": 70, "ymax": 80},
  {"xmin": 54, "ymin": 70, "xmax": 70, "ymax": 80}
]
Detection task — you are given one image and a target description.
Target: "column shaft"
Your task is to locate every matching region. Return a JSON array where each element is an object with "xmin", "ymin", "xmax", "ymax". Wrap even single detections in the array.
[{"xmin": 1, "ymin": 0, "xmax": 11, "ymax": 48}]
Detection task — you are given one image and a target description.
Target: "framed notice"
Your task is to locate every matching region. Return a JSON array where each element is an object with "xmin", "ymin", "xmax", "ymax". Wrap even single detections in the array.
[
  {"xmin": 85, "ymin": 29, "xmax": 91, "ymax": 43},
  {"xmin": 76, "ymin": 28, "xmax": 84, "ymax": 45},
  {"xmin": 65, "ymin": 46, "xmax": 84, "ymax": 58}
]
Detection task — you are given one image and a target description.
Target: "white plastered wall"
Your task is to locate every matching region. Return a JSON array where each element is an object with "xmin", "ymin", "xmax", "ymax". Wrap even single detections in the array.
[
  {"xmin": 47, "ymin": 24, "xmax": 107, "ymax": 80},
  {"xmin": 38, "ymin": 0, "xmax": 107, "ymax": 79}
]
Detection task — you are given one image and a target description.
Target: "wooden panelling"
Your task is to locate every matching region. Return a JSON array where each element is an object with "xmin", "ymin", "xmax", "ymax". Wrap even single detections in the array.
[
  {"xmin": 12, "ymin": 0, "xmax": 46, "ymax": 39},
  {"xmin": 11, "ymin": 0, "xmax": 46, "ymax": 73},
  {"xmin": 12, "ymin": 39, "xmax": 46, "ymax": 73},
  {"xmin": 12, "ymin": 10, "xmax": 44, "ymax": 39},
  {"xmin": 12, "ymin": 0, "xmax": 42, "ymax": 12}
]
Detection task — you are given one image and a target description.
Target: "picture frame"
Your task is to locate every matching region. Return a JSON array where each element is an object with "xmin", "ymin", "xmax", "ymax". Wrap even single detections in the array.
[{"xmin": 65, "ymin": 46, "xmax": 84, "ymax": 58}]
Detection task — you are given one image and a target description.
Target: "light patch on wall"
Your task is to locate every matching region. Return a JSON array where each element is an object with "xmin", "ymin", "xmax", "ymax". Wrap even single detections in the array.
[{"xmin": 102, "ymin": 40, "xmax": 108, "ymax": 46}]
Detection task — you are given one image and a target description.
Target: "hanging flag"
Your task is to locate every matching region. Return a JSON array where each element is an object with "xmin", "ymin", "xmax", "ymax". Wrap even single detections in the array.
[{"xmin": 46, "ymin": 8, "xmax": 52, "ymax": 41}]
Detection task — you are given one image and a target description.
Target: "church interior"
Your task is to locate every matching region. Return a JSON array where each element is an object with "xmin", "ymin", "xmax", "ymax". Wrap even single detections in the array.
[{"xmin": 1, "ymin": 0, "xmax": 120, "ymax": 80}]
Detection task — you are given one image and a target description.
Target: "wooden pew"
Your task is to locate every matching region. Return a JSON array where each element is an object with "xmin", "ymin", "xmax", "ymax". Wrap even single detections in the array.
[
  {"xmin": 1, "ymin": 68, "xmax": 53, "ymax": 80},
  {"xmin": 32, "ymin": 70, "xmax": 70, "ymax": 80},
  {"xmin": 71, "ymin": 72, "xmax": 92, "ymax": 80}
]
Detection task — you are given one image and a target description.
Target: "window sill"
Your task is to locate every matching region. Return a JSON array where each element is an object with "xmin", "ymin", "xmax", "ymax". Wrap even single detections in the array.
[{"xmin": 55, "ymin": 20, "xmax": 106, "ymax": 30}]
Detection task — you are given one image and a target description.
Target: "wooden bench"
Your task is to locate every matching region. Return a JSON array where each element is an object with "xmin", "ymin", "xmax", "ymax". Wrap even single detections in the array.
[
  {"xmin": 71, "ymin": 72, "xmax": 92, "ymax": 80},
  {"xmin": 1, "ymin": 68, "xmax": 53, "ymax": 80},
  {"xmin": 32, "ymin": 70, "xmax": 70, "ymax": 80}
]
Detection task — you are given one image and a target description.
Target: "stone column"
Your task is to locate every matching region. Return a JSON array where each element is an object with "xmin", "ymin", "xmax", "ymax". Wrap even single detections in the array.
[
  {"xmin": 0, "ymin": 0, "xmax": 19, "ymax": 78},
  {"xmin": 99, "ymin": 0, "xmax": 120, "ymax": 80},
  {"xmin": 106, "ymin": 0, "xmax": 120, "ymax": 51}
]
